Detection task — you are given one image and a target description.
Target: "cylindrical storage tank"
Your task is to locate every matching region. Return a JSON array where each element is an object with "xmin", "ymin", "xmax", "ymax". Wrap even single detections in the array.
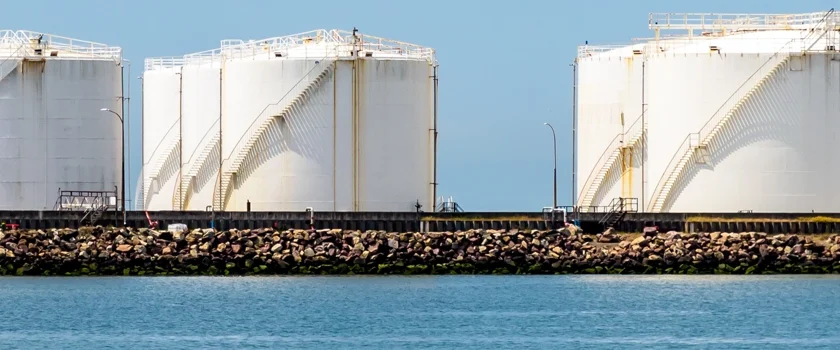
[
  {"xmin": 578, "ymin": 11, "xmax": 840, "ymax": 213},
  {"xmin": 0, "ymin": 31, "xmax": 122, "ymax": 210},
  {"xmin": 144, "ymin": 29, "xmax": 436, "ymax": 212},
  {"xmin": 179, "ymin": 64, "xmax": 221, "ymax": 211},
  {"xmin": 221, "ymin": 56, "xmax": 333, "ymax": 211},
  {"xmin": 352, "ymin": 58, "xmax": 435, "ymax": 211},
  {"xmin": 141, "ymin": 64, "xmax": 182, "ymax": 211},
  {"xmin": 647, "ymin": 32, "xmax": 840, "ymax": 212},
  {"xmin": 575, "ymin": 45, "xmax": 645, "ymax": 210}
]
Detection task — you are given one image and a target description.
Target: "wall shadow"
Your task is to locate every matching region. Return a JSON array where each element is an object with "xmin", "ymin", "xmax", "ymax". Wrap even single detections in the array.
[
  {"xmin": 661, "ymin": 60, "xmax": 799, "ymax": 211},
  {"xmin": 144, "ymin": 144, "xmax": 180, "ymax": 208},
  {"xmin": 228, "ymin": 66, "xmax": 335, "ymax": 205},
  {"xmin": 185, "ymin": 139, "xmax": 220, "ymax": 207}
]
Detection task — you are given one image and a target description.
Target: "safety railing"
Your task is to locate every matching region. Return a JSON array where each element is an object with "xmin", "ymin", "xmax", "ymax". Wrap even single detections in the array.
[
  {"xmin": 576, "ymin": 110, "xmax": 645, "ymax": 206},
  {"xmin": 649, "ymin": 10, "xmax": 840, "ymax": 31},
  {"xmin": 15, "ymin": 30, "xmax": 121, "ymax": 61},
  {"xmin": 0, "ymin": 38, "xmax": 26, "ymax": 79},
  {"xmin": 0, "ymin": 30, "xmax": 17, "ymax": 43},
  {"xmin": 223, "ymin": 29, "xmax": 435, "ymax": 62},
  {"xmin": 147, "ymin": 28, "xmax": 436, "ymax": 70},
  {"xmin": 801, "ymin": 8, "xmax": 836, "ymax": 51},
  {"xmin": 144, "ymin": 57, "xmax": 186, "ymax": 70},
  {"xmin": 576, "ymin": 44, "xmax": 628, "ymax": 58}
]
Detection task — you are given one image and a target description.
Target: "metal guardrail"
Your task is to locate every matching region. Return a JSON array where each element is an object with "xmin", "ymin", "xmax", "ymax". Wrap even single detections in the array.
[
  {"xmin": 145, "ymin": 28, "xmax": 436, "ymax": 70},
  {"xmin": 0, "ymin": 30, "xmax": 121, "ymax": 62}
]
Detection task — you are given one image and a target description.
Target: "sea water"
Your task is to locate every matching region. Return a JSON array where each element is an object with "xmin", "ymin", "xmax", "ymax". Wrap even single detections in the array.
[{"xmin": 0, "ymin": 275, "xmax": 838, "ymax": 349}]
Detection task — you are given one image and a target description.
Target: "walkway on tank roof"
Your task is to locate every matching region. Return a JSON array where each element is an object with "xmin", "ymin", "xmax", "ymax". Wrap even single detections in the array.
[
  {"xmin": 578, "ymin": 9, "xmax": 840, "ymax": 59},
  {"xmin": 144, "ymin": 28, "xmax": 436, "ymax": 71},
  {"xmin": 0, "ymin": 29, "xmax": 121, "ymax": 61}
]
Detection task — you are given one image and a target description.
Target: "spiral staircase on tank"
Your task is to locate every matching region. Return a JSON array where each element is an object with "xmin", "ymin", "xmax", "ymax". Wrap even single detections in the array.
[
  {"xmin": 172, "ymin": 119, "xmax": 220, "ymax": 210},
  {"xmin": 142, "ymin": 120, "xmax": 181, "ymax": 207},
  {"xmin": 576, "ymin": 111, "xmax": 646, "ymax": 210},
  {"xmin": 212, "ymin": 60, "xmax": 337, "ymax": 210},
  {"xmin": 646, "ymin": 55, "xmax": 791, "ymax": 213}
]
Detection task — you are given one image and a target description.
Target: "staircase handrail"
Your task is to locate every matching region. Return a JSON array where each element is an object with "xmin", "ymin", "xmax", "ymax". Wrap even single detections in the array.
[
  {"xmin": 220, "ymin": 48, "xmax": 339, "ymax": 175},
  {"xmin": 0, "ymin": 38, "xmax": 27, "ymax": 78},
  {"xmin": 646, "ymin": 134, "xmax": 691, "ymax": 211},
  {"xmin": 576, "ymin": 110, "xmax": 646, "ymax": 206},
  {"xmin": 647, "ymin": 40, "xmax": 795, "ymax": 212},
  {"xmin": 696, "ymin": 40, "xmax": 794, "ymax": 144},
  {"xmin": 183, "ymin": 118, "xmax": 220, "ymax": 167},
  {"xmin": 802, "ymin": 8, "xmax": 836, "ymax": 51},
  {"xmin": 143, "ymin": 118, "xmax": 180, "ymax": 167}
]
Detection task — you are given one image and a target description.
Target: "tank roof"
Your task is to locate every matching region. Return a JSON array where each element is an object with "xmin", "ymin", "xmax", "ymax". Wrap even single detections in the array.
[
  {"xmin": 0, "ymin": 30, "xmax": 121, "ymax": 62},
  {"xmin": 578, "ymin": 9, "xmax": 840, "ymax": 59},
  {"xmin": 145, "ymin": 29, "xmax": 436, "ymax": 71}
]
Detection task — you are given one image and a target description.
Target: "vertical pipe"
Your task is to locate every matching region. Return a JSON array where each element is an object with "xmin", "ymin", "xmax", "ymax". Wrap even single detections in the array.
[
  {"xmin": 125, "ymin": 60, "xmax": 131, "ymax": 212},
  {"xmin": 120, "ymin": 63, "xmax": 125, "ymax": 224},
  {"xmin": 352, "ymin": 54, "xmax": 358, "ymax": 211},
  {"xmin": 641, "ymin": 59, "xmax": 646, "ymax": 211},
  {"xmin": 126, "ymin": 62, "xmax": 132, "ymax": 211},
  {"xmin": 219, "ymin": 64, "xmax": 224, "ymax": 211},
  {"xmin": 571, "ymin": 61, "xmax": 577, "ymax": 206},
  {"xmin": 432, "ymin": 64, "xmax": 439, "ymax": 210},
  {"xmin": 140, "ymin": 75, "xmax": 144, "ymax": 210},
  {"xmin": 178, "ymin": 67, "xmax": 183, "ymax": 210},
  {"xmin": 333, "ymin": 62, "xmax": 337, "ymax": 211}
]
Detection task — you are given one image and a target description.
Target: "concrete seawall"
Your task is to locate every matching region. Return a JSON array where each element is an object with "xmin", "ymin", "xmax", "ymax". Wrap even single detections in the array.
[
  {"xmin": 1, "ymin": 226, "xmax": 840, "ymax": 276},
  {"xmin": 4, "ymin": 210, "xmax": 840, "ymax": 234}
]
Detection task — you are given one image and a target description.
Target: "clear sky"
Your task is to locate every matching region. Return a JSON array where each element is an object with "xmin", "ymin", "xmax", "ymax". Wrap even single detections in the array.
[{"xmin": 0, "ymin": 0, "xmax": 832, "ymax": 211}]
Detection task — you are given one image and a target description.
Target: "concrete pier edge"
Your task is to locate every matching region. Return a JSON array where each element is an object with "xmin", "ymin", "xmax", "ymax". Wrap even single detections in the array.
[{"xmin": 3, "ymin": 210, "xmax": 840, "ymax": 233}]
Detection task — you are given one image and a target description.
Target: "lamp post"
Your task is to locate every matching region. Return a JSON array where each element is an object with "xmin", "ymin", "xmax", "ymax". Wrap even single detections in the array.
[
  {"xmin": 101, "ymin": 107, "xmax": 125, "ymax": 226},
  {"xmin": 544, "ymin": 122, "xmax": 557, "ymax": 210}
]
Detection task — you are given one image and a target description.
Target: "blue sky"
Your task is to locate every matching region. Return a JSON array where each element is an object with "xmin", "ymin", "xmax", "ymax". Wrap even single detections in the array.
[{"xmin": 0, "ymin": 0, "xmax": 832, "ymax": 211}]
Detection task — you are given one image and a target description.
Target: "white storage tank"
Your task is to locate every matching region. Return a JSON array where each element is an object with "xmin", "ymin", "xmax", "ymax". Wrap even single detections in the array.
[
  {"xmin": 576, "ymin": 10, "xmax": 840, "ymax": 213},
  {"xmin": 575, "ymin": 44, "xmax": 645, "ymax": 211},
  {"xmin": 142, "ymin": 29, "xmax": 437, "ymax": 212},
  {"xmin": 0, "ymin": 30, "xmax": 123, "ymax": 210}
]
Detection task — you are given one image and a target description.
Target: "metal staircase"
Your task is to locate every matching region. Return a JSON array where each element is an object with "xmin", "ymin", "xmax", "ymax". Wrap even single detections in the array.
[
  {"xmin": 577, "ymin": 111, "xmax": 646, "ymax": 210},
  {"xmin": 0, "ymin": 35, "xmax": 26, "ymax": 82},
  {"xmin": 82, "ymin": 202, "xmax": 109, "ymax": 226},
  {"xmin": 142, "ymin": 119, "xmax": 180, "ymax": 206},
  {"xmin": 213, "ymin": 60, "xmax": 336, "ymax": 210},
  {"xmin": 647, "ymin": 55, "xmax": 790, "ymax": 212},
  {"xmin": 173, "ymin": 119, "xmax": 220, "ymax": 210},
  {"xmin": 598, "ymin": 197, "xmax": 638, "ymax": 229}
]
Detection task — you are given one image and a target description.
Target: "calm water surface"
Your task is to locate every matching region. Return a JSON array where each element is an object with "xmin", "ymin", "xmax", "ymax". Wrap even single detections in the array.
[{"xmin": 0, "ymin": 275, "xmax": 838, "ymax": 349}]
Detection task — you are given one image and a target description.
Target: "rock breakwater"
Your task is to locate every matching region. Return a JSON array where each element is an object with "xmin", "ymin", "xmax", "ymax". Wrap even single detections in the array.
[{"xmin": 1, "ymin": 226, "xmax": 840, "ymax": 275}]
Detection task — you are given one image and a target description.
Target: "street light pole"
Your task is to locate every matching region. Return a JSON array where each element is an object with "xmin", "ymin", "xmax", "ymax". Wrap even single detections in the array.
[
  {"xmin": 544, "ymin": 122, "xmax": 557, "ymax": 210},
  {"xmin": 101, "ymin": 108, "xmax": 125, "ymax": 226}
]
